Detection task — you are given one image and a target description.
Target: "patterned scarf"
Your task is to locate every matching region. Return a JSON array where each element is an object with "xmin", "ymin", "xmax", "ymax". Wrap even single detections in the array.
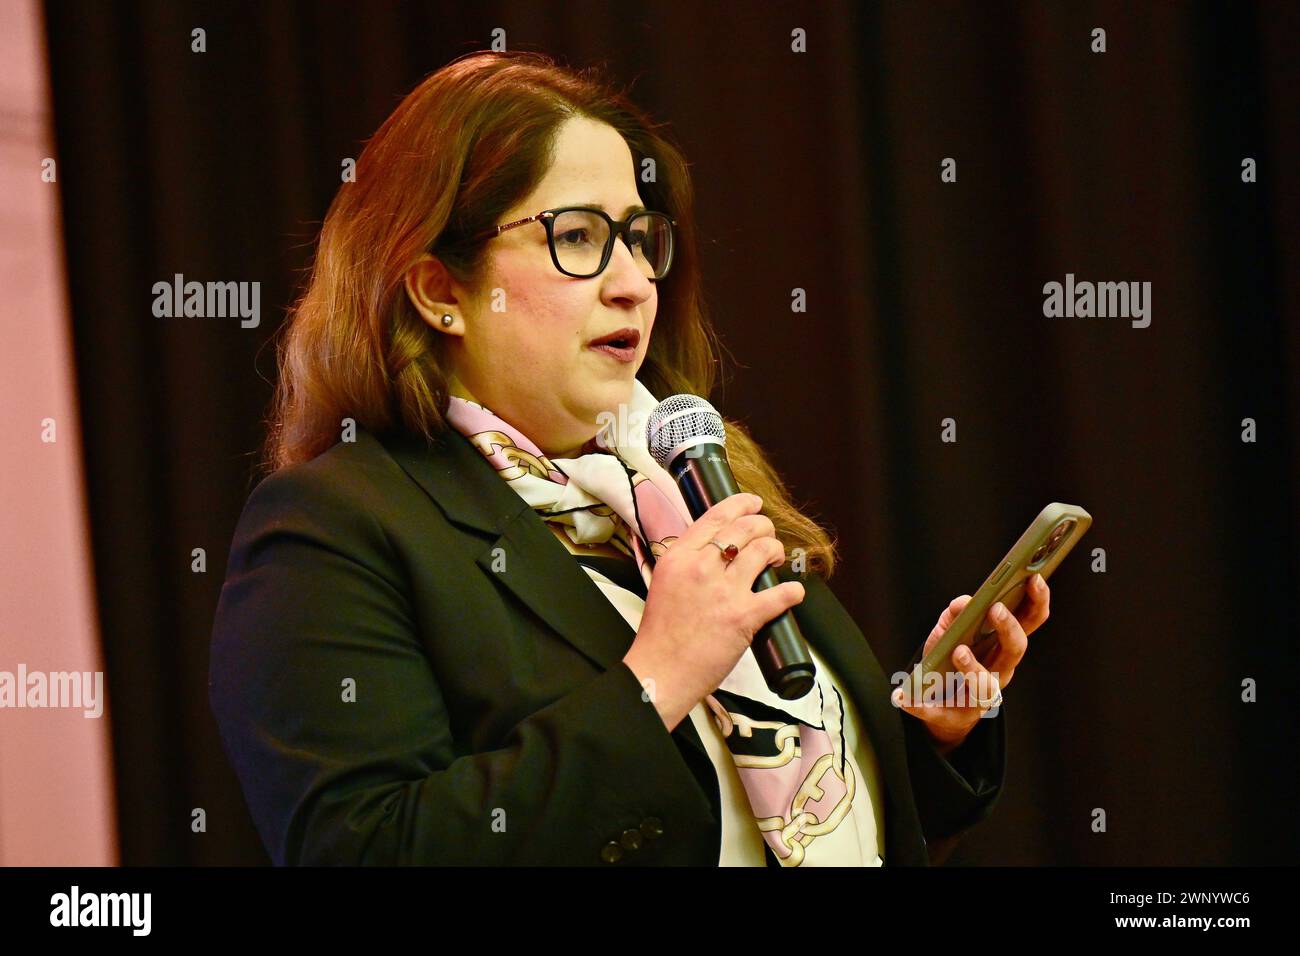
[{"xmin": 444, "ymin": 380, "xmax": 875, "ymax": 865}]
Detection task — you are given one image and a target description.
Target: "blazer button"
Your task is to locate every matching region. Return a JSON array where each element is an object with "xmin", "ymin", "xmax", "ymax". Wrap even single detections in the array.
[
  {"xmin": 600, "ymin": 841, "xmax": 624, "ymax": 864},
  {"xmin": 640, "ymin": 817, "xmax": 664, "ymax": 840},
  {"xmin": 620, "ymin": 828, "xmax": 643, "ymax": 852}
]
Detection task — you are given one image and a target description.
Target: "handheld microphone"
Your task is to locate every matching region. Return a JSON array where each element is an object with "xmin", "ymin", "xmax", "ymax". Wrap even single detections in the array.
[{"xmin": 645, "ymin": 394, "xmax": 816, "ymax": 700}]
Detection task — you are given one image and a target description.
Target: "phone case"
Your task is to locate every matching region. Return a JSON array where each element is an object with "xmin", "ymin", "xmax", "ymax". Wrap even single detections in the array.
[{"xmin": 903, "ymin": 502, "xmax": 1092, "ymax": 700}]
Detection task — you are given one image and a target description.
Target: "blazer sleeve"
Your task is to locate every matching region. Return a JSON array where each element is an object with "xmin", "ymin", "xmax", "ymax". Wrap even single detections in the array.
[
  {"xmin": 208, "ymin": 463, "xmax": 716, "ymax": 866},
  {"xmin": 897, "ymin": 638, "xmax": 1007, "ymax": 850}
]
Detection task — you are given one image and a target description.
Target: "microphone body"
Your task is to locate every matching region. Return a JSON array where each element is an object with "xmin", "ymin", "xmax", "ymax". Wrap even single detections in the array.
[{"xmin": 667, "ymin": 442, "xmax": 817, "ymax": 700}]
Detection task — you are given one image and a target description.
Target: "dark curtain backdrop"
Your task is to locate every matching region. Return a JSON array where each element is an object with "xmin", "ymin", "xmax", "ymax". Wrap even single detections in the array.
[{"xmin": 41, "ymin": 0, "xmax": 1298, "ymax": 865}]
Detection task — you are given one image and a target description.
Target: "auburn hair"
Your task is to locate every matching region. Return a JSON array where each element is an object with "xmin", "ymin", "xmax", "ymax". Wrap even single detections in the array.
[{"xmin": 264, "ymin": 50, "xmax": 839, "ymax": 578}]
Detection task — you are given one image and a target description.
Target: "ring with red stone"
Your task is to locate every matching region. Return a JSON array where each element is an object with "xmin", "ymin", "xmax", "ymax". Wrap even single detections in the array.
[{"xmin": 710, "ymin": 539, "xmax": 739, "ymax": 562}]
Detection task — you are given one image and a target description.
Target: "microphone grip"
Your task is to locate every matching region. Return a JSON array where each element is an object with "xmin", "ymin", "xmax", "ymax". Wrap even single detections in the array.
[{"xmin": 669, "ymin": 444, "xmax": 817, "ymax": 700}]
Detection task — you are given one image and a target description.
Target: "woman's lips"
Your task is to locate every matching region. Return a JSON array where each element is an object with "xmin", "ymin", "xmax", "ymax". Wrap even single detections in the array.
[{"xmin": 588, "ymin": 343, "xmax": 636, "ymax": 363}]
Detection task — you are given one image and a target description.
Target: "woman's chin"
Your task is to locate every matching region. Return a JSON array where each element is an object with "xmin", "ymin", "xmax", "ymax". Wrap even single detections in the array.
[
  {"xmin": 587, "ymin": 377, "xmax": 634, "ymax": 404},
  {"xmin": 568, "ymin": 384, "xmax": 631, "ymax": 433}
]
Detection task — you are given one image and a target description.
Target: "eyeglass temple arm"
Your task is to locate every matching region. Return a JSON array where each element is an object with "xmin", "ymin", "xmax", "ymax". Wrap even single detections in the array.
[{"xmin": 473, "ymin": 211, "xmax": 553, "ymax": 243}]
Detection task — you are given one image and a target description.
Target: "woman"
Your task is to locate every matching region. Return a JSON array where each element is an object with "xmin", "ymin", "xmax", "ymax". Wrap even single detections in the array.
[{"xmin": 209, "ymin": 50, "xmax": 1050, "ymax": 866}]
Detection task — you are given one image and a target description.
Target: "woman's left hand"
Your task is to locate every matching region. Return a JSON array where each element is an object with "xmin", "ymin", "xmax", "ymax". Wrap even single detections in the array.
[{"xmin": 891, "ymin": 573, "xmax": 1051, "ymax": 755}]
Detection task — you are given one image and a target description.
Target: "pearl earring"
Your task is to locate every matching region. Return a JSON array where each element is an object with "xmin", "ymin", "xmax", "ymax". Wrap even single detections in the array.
[{"xmin": 441, "ymin": 314, "xmax": 453, "ymax": 327}]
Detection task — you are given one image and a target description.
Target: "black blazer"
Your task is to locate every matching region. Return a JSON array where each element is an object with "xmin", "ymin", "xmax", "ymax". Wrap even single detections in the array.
[{"xmin": 209, "ymin": 424, "xmax": 1006, "ymax": 866}]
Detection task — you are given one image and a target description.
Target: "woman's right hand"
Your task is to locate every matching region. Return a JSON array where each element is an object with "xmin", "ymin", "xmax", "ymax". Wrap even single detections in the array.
[{"xmin": 623, "ymin": 493, "xmax": 807, "ymax": 731}]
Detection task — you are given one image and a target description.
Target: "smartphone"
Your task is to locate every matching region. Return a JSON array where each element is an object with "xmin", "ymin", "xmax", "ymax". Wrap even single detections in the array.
[{"xmin": 902, "ymin": 502, "xmax": 1092, "ymax": 701}]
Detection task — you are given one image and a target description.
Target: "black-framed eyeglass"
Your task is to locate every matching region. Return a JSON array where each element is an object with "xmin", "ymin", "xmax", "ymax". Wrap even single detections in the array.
[{"xmin": 467, "ymin": 206, "xmax": 676, "ymax": 280}]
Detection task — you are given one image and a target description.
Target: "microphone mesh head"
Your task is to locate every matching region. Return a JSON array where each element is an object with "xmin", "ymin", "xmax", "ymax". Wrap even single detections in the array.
[{"xmin": 646, "ymin": 394, "xmax": 726, "ymax": 470}]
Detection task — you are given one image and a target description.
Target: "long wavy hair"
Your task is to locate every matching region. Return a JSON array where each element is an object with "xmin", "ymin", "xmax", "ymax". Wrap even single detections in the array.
[{"xmin": 264, "ymin": 50, "xmax": 839, "ymax": 578}]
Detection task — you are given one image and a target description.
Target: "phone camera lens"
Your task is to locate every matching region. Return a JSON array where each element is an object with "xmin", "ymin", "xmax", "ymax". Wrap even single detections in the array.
[{"xmin": 1043, "ymin": 519, "xmax": 1074, "ymax": 559}]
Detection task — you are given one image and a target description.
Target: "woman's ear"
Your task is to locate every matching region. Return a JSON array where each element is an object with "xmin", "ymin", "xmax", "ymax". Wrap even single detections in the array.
[{"xmin": 404, "ymin": 254, "xmax": 463, "ymax": 336}]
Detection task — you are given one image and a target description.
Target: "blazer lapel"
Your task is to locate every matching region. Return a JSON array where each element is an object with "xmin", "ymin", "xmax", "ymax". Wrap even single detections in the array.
[{"xmin": 379, "ymin": 427, "xmax": 711, "ymax": 764}]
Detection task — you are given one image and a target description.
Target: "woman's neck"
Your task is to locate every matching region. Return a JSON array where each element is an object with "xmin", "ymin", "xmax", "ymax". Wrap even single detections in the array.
[{"xmin": 448, "ymin": 375, "xmax": 600, "ymax": 459}]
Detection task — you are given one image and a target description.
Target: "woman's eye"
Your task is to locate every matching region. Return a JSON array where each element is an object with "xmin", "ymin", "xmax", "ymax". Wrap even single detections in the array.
[{"xmin": 556, "ymin": 229, "xmax": 593, "ymax": 246}]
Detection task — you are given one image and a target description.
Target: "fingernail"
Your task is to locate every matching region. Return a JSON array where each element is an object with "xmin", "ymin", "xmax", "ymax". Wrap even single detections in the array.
[
  {"xmin": 992, "ymin": 603, "xmax": 1006, "ymax": 622},
  {"xmin": 956, "ymin": 646, "xmax": 972, "ymax": 663}
]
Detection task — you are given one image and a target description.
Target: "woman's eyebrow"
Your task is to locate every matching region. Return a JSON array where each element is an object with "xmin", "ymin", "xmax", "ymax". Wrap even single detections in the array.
[{"xmin": 575, "ymin": 202, "xmax": 648, "ymax": 217}]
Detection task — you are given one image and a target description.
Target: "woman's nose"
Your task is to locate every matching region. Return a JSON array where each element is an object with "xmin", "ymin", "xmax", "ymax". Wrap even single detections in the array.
[{"xmin": 604, "ymin": 234, "xmax": 655, "ymax": 290}]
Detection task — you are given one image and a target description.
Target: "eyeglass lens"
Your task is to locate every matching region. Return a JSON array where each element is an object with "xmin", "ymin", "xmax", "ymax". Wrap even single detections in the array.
[{"xmin": 551, "ymin": 210, "xmax": 672, "ymax": 278}]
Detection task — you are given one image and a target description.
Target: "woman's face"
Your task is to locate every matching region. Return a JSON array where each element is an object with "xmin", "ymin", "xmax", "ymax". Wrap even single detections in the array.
[{"xmin": 407, "ymin": 116, "xmax": 658, "ymax": 459}]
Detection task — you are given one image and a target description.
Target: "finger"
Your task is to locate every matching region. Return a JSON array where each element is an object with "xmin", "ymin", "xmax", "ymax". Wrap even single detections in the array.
[
  {"xmin": 951, "ymin": 643, "xmax": 1002, "ymax": 710},
  {"xmin": 891, "ymin": 684, "xmax": 930, "ymax": 716},
  {"xmin": 749, "ymin": 579, "xmax": 806, "ymax": 631},
  {"xmin": 708, "ymin": 512, "xmax": 778, "ymax": 557},
  {"xmin": 893, "ymin": 672, "xmax": 939, "ymax": 709},
  {"xmin": 936, "ymin": 594, "xmax": 972, "ymax": 632},
  {"xmin": 996, "ymin": 597, "xmax": 1030, "ymax": 667},
  {"xmin": 721, "ymin": 514, "xmax": 780, "ymax": 575},
  {"xmin": 893, "ymin": 682, "xmax": 950, "ymax": 716},
  {"xmin": 1015, "ymin": 573, "xmax": 1051, "ymax": 635},
  {"xmin": 975, "ymin": 602, "xmax": 1025, "ymax": 687},
  {"xmin": 924, "ymin": 595, "xmax": 972, "ymax": 653},
  {"xmin": 683, "ymin": 493, "xmax": 763, "ymax": 550},
  {"xmin": 727, "ymin": 535, "xmax": 785, "ymax": 586}
]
